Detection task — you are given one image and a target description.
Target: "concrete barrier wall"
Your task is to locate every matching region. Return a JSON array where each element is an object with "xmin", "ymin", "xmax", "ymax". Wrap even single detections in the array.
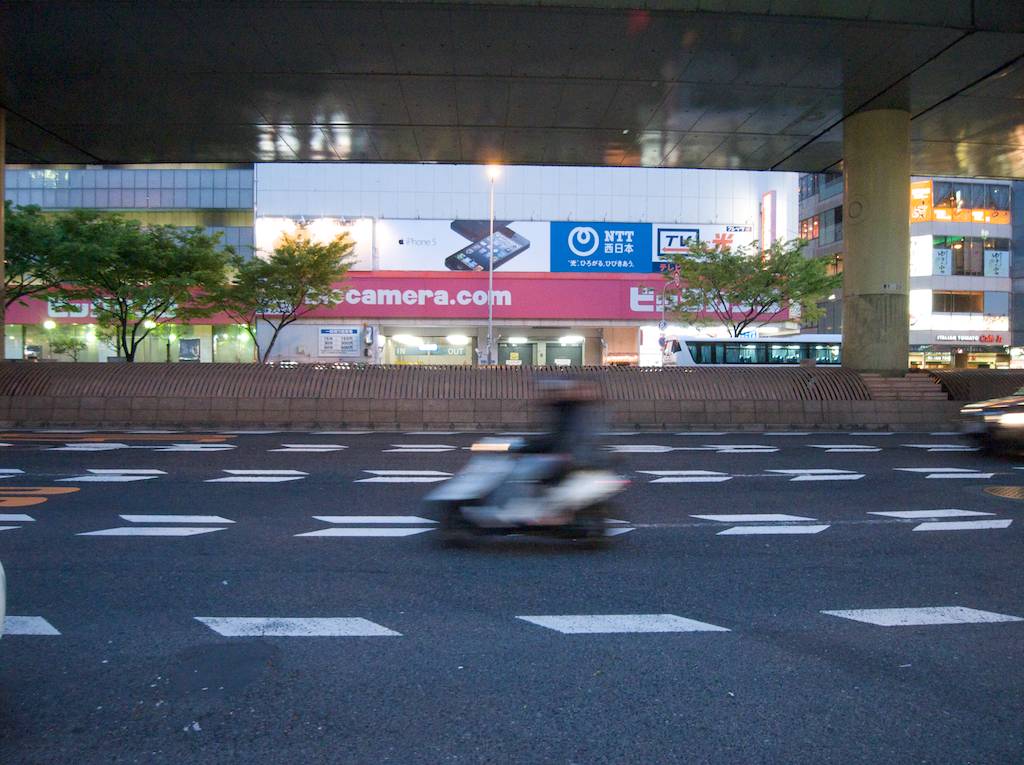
[{"xmin": 0, "ymin": 363, "xmax": 966, "ymax": 430}]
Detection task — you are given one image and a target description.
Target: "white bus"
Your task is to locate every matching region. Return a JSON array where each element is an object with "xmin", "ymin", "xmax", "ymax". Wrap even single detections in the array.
[{"xmin": 664, "ymin": 334, "xmax": 842, "ymax": 366}]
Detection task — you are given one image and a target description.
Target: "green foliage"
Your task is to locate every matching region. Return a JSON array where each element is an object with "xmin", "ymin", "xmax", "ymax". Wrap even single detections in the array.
[
  {"xmin": 661, "ymin": 238, "xmax": 842, "ymax": 337},
  {"xmin": 48, "ymin": 334, "xmax": 88, "ymax": 362},
  {"xmin": 51, "ymin": 211, "xmax": 232, "ymax": 361},
  {"xmin": 218, "ymin": 230, "xmax": 356, "ymax": 363},
  {"xmin": 4, "ymin": 201, "xmax": 64, "ymax": 308}
]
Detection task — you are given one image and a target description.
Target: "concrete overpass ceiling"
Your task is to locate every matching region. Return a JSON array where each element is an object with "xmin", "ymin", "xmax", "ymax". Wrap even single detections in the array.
[{"xmin": 2, "ymin": 1, "xmax": 1024, "ymax": 176}]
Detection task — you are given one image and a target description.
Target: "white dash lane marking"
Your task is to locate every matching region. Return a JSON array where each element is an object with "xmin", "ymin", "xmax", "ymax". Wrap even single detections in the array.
[
  {"xmin": 0, "ymin": 514, "xmax": 35, "ymax": 522},
  {"xmin": 0, "ymin": 526, "xmax": 22, "ymax": 532},
  {"xmin": 869, "ymin": 509, "xmax": 994, "ymax": 519},
  {"xmin": 847, "ymin": 432, "xmax": 895, "ymax": 436},
  {"xmin": 0, "ymin": 469, "xmax": 26, "ymax": 479},
  {"xmin": 312, "ymin": 516, "xmax": 437, "ymax": 524},
  {"xmin": 78, "ymin": 527, "xmax": 228, "ymax": 537},
  {"xmin": 717, "ymin": 524, "xmax": 830, "ymax": 535},
  {"xmin": 516, "ymin": 614, "xmax": 730, "ymax": 634},
  {"xmin": 902, "ymin": 444, "xmax": 980, "ymax": 452},
  {"xmin": 50, "ymin": 443, "xmax": 128, "ymax": 452},
  {"xmin": 218, "ymin": 430, "xmax": 281, "ymax": 435},
  {"xmin": 912, "ymin": 519, "xmax": 1012, "ymax": 532},
  {"xmin": 310, "ymin": 430, "xmax": 372, "ymax": 435},
  {"xmin": 639, "ymin": 470, "xmax": 731, "ymax": 483},
  {"xmin": 384, "ymin": 444, "xmax": 458, "ymax": 453},
  {"xmin": 767, "ymin": 469, "xmax": 863, "ymax": 481},
  {"xmin": 206, "ymin": 470, "xmax": 308, "ymax": 483},
  {"xmin": 809, "ymin": 444, "xmax": 881, "ymax": 453},
  {"xmin": 154, "ymin": 444, "xmax": 237, "ymax": 452},
  {"xmin": 270, "ymin": 444, "xmax": 348, "ymax": 453},
  {"xmin": 693, "ymin": 513, "xmax": 817, "ymax": 522},
  {"xmin": 404, "ymin": 431, "xmax": 462, "ymax": 436},
  {"xmin": 604, "ymin": 527, "xmax": 636, "ymax": 536},
  {"xmin": 3, "ymin": 616, "xmax": 61, "ymax": 635},
  {"xmin": 119, "ymin": 515, "xmax": 234, "ymax": 524},
  {"xmin": 607, "ymin": 445, "xmax": 679, "ymax": 453},
  {"xmin": 760, "ymin": 432, "xmax": 810, "ymax": 436},
  {"xmin": 296, "ymin": 527, "xmax": 434, "ymax": 537},
  {"xmin": 673, "ymin": 432, "xmax": 725, "ymax": 436},
  {"xmin": 59, "ymin": 469, "xmax": 165, "ymax": 482},
  {"xmin": 821, "ymin": 607, "xmax": 1023, "ymax": 626},
  {"xmin": 195, "ymin": 616, "xmax": 401, "ymax": 637},
  {"xmin": 894, "ymin": 468, "xmax": 994, "ymax": 479},
  {"xmin": 356, "ymin": 470, "xmax": 452, "ymax": 484}
]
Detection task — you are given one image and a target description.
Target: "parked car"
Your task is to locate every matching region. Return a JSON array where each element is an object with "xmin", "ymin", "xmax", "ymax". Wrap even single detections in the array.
[{"xmin": 961, "ymin": 391, "xmax": 1024, "ymax": 452}]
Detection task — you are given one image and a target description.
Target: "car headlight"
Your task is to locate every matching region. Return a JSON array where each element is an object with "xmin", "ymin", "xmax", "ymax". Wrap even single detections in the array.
[{"xmin": 997, "ymin": 412, "xmax": 1024, "ymax": 427}]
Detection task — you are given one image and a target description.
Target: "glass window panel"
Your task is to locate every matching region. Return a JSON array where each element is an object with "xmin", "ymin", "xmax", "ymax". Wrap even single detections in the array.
[
  {"xmin": 225, "ymin": 189, "xmax": 240, "ymax": 208},
  {"xmin": 985, "ymin": 292, "xmax": 1009, "ymax": 315},
  {"xmin": 724, "ymin": 343, "xmax": 759, "ymax": 364},
  {"xmin": 187, "ymin": 170, "xmax": 202, "ymax": 188},
  {"xmin": 200, "ymin": 188, "xmax": 214, "ymax": 207},
  {"xmin": 187, "ymin": 188, "xmax": 201, "ymax": 207},
  {"xmin": 173, "ymin": 189, "xmax": 188, "ymax": 207},
  {"xmin": 174, "ymin": 170, "xmax": 188, "ymax": 189},
  {"xmin": 134, "ymin": 189, "xmax": 149, "ymax": 207},
  {"xmin": 54, "ymin": 190, "xmax": 69, "ymax": 207},
  {"xmin": 213, "ymin": 171, "xmax": 227, "ymax": 189},
  {"xmin": 160, "ymin": 171, "xmax": 174, "ymax": 189},
  {"xmin": 970, "ymin": 183, "xmax": 987, "ymax": 209},
  {"xmin": 82, "ymin": 171, "xmax": 96, "ymax": 189},
  {"xmin": 68, "ymin": 171, "xmax": 83, "ymax": 189},
  {"xmin": 213, "ymin": 189, "xmax": 227, "ymax": 207},
  {"xmin": 200, "ymin": 170, "xmax": 215, "ymax": 188},
  {"xmin": 240, "ymin": 188, "xmax": 253, "ymax": 208},
  {"xmin": 42, "ymin": 190, "xmax": 56, "ymax": 207},
  {"xmin": 82, "ymin": 189, "xmax": 96, "ymax": 207},
  {"xmin": 94, "ymin": 170, "xmax": 109, "ymax": 189},
  {"xmin": 768, "ymin": 344, "xmax": 802, "ymax": 364},
  {"xmin": 93, "ymin": 189, "xmax": 108, "ymax": 206},
  {"xmin": 933, "ymin": 181, "xmax": 954, "ymax": 208},
  {"xmin": 5, "ymin": 170, "xmax": 17, "ymax": 189},
  {"xmin": 965, "ymin": 238, "xmax": 984, "ymax": 275},
  {"xmin": 148, "ymin": 170, "xmax": 161, "ymax": 189},
  {"xmin": 240, "ymin": 169, "xmax": 254, "ymax": 188},
  {"xmin": 68, "ymin": 189, "xmax": 83, "ymax": 207},
  {"xmin": 225, "ymin": 169, "xmax": 240, "ymax": 188},
  {"xmin": 953, "ymin": 182, "xmax": 971, "ymax": 210},
  {"xmin": 988, "ymin": 185, "xmax": 1010, "ymax": 211},
  {"xmin": 109, "ymin": 169, "xmax": 124, "ymax": 189},
  {"xmin": 108, "ymin": 189, "xmax": 123, "ymax": 207}
]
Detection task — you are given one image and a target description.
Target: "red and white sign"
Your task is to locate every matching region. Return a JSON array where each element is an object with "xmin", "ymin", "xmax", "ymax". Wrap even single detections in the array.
[{"xmin": 6, "ymin": 272, "xmax": 790, "ymax": 324}]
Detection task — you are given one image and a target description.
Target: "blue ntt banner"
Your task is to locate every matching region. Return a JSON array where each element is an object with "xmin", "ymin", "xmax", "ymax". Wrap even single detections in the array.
[{"xmin": 549, "ymin": 221, "xmax": 652, "ymax": 273}]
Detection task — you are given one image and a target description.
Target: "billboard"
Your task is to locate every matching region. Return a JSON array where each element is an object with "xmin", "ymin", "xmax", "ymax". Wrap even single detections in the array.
[{"xmin": 549, "ymin": 222, "xmax": 651, "ymax": 273}]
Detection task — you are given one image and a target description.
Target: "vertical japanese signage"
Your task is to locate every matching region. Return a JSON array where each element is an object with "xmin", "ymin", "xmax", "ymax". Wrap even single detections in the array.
[{"xmin": 760, "ymin": 191, "xmax": 776, "ymax": 251}]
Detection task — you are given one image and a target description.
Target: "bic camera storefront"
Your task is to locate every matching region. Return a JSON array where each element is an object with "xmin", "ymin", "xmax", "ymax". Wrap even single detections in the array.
[{"xmin": 251, "ymin": 216, "xmax": 775, "ymax": 367}]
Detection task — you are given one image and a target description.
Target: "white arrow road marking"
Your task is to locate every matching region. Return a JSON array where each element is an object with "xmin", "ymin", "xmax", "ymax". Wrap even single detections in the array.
[
  {"xmin": 767, "ymin": 469, "xmax": 864, "ymax": 481},
  {"xmin": 809, "ymin": 444, "xmax": 882, "ymax": 453},
  {"xmin": 385, "ymin": 444, "xmax": 459, "ymax": 453},
  {"xmin": 693, "ymin": 513, "xmax": 818, "ymax": 522},
  {"xmin": 901, "ymin": 444, "xmax": 980, "ymax": 452},
  {"xmin": 822, "ymin": 607, "xmax": 1023, "ymax": 626},
  {"xmin": 195, "ymin": 616, "xmax": 401, "ymax": 637},
  {"xmin": 0, "ymin": 514, "xmax": 35, "ymax": 522},
  {"xmin": 717, "ymin": 525, "xmax": 831, "ymax": 535},
  {"xmin": 894, "ymin": 468, "xmax": 995, "ymax": 479},
  {"xmin": 119, "ymin": 515, "xmax": 234, "ymax": 524},
  {"xmin": 59, "ymin": 469, "xmax": 165, "ymax": 482},
  {"xmin": 270, "ymin": 444, "xmax": 348, "ymax": 453},
  {"xmin": 516, "ymin": 614, "xmax": 730, "ymax": 634},
  {"xmin": 869, "ymin": 509, "xmax": 994, "ymax": 519},
  {"xmin": 356, "ymin": 470, "xmax": 452, "ymax": 484},
  {"xmin": 312, "ymin": 516, "xmax": 437, "ymax": 524},
  {"xmin": 912, "ymin": 519, "xmax": 1013, "ymax": 532},
  {"xmin": 3, "ymin": 616, "xmax": 61, "ymax": 635},
  {"xmin": 79, "ymin": 527, "xmax": 228, "ymax": 536},
  {"xmin": 153, "ymin": 443, "xmax": 237, "ymax": 452},
  {"xmin": 206, "ymin": 470, "xmax": 307, "ymax": 483},
  {"xmin": 639, "ymin": 470, "xmax": 731, "ymax": 483},
  {"xmin": 49, "ymin": 442, "xmax": 129, "ymax": 452},
  {"xmin": 0, "ymin": 469, "xmax": 25, "ymax": 479},
  {"xmin": 297, "ymin": 527, "xmax": 435, "ymax": 537}
]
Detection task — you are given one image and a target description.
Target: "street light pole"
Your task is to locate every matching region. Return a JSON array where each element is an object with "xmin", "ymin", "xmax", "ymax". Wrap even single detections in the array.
[{"xmin": 485, "ymin": 165, "xmax": 501, "ymax": 365}]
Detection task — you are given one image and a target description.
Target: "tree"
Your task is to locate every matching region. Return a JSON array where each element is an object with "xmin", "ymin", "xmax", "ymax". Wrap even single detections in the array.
[
  {"xmin": 4, "ymin": 202, "xmax": 64, "ymax": 308},
  {"xmin": 218, "ymin": 230, "xmax": 355, "ymax": 363},
  {"xmin": 52, "ymin": 211, "xmax": 233, "ymax": 362},
  {"xmin": 661, "ymin": 238, "xmax": 842, "ymax": 337},
  {"xmin": 49, "ymin": 334, "xmax": 88, "ymax": 362}
]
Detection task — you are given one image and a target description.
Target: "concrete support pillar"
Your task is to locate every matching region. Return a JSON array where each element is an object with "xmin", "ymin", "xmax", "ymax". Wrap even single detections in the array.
[{"xmin": 841, "ymin": 109, "xmax": 910, "ymax": 375}]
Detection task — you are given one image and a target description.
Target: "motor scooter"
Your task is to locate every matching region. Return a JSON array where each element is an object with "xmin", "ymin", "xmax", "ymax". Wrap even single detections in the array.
[{"xmin": 423, "ymin": 438, "xmax": 630, "ymax": 546}]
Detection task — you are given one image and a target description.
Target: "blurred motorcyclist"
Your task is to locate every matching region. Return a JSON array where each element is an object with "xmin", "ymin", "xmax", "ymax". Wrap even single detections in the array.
[{"xmin": 519, "ymin": 378, "xmax": 606, "ymax": 489}]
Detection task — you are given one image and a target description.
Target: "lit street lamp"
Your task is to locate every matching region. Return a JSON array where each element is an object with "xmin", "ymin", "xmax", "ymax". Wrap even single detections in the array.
[{"xmin": 484, "ymin": 164, "xmax": 501, "ymax": 365}]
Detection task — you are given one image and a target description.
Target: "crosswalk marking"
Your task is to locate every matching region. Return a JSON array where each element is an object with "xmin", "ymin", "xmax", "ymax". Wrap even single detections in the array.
[
  {"xmin": 119, "ymin": 515, "xmax": 234, "ymax": 524},
  {"xmin": 912, "ymin": 519, "xmax": 1013, "ymax": 532},
  {"xmin": 717, "ymin": 524, "xmax": 830, "ymax": 535},
  {"xmin": 3, "ymin": 616, "xmax": 61, "ymax": 635},
  {"xmin": 895, "ymin": 468, "xmax": 995, "ymax": 479},
  {"xmin": 869, "ymin": 509, "xmax": 993, "ymax": 519},
  {"xmin": 767, "ymin": 469, "xmax": 864, "ymax": 481},
  {"xmin": 639, "ymin": 470, "xmax": 731, "ymax": 483},
  {"xmin": 194, "ymin": 616, "xmax": 401, "ymax": 637},
  {"xmin": 270, "ymin": 444, "xmax": 348, "ymax": 453},
  {"xmin": 809, "ymin": 444, "xmax": 881, "ymax": 453},
  {"xmin": 516, "ymin": 614, "xmax": 730, "ymax": 634},
  {"xmin": 356, "ymin": 470, "xmax": 451, "ymax": 484},
  {"xmin": 822, "ymin": 607, "xmax": 1023, "ymax": 626},
  {"xmin": 206, "ymin": 470, "xmax": 307, "ymax": 483},
  {"xmin": 79, "ymin": 527, "xmax": 228, "ymax": 537},
  {"xmin": 693, "ymin": 513, "xmax": 817, "ymax": 522},
  {"xmin": 58, "ymin": 469, "xmax": 165, "ymax": 482}
]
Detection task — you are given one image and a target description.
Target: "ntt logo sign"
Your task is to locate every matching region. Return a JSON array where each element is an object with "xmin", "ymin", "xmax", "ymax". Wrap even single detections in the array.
[
  {"xmin": 567, "ymin": 226, "xmax": 600, "ymax": 257},
  {"xmin": 344, "ymin": 288, "xmax": 512, "ymax": 308}
]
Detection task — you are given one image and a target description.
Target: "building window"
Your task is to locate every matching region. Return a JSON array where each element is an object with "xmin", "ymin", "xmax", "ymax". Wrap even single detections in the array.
[
  {"xmin": 932, "ymin": 291, "xmax": 984, "ymax": 313},
  {"xmin": 799, "ymin": 215, "xmax": 819, "ymax": 241},
  {"xmin": 799, "ymin": 174, "xmax": 820, "ymax": 201}
]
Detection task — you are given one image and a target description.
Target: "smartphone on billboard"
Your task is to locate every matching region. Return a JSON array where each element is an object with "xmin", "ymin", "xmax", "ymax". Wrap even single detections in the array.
[
  {"xmin": 445, "ymin": 227, "xmax": 531, "ymax": 271},
  {"xmin": 450, "ymin": 220, "xmax": 512, "ymax": 241}
]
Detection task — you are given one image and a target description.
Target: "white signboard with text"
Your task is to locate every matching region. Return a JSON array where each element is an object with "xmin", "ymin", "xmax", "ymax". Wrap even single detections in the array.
[{"xmin": 318, "ymin": 326, "xmax": 361, "ymax": 357}]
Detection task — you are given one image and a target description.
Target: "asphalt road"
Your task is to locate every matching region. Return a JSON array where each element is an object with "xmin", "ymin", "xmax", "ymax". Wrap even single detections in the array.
[{"xmin": 0, "ymin": 427, "xmax": 1022, "ymax": 764}]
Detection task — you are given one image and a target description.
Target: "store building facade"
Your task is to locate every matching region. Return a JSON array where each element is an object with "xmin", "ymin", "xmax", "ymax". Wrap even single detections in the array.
[
  {"xmin": 253, "ymin": 163, "xmax": 798, "ymax": 366},
  {"xmin": 799, "ymin": 173, "xmax": 1017, "ymax": 369}
]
